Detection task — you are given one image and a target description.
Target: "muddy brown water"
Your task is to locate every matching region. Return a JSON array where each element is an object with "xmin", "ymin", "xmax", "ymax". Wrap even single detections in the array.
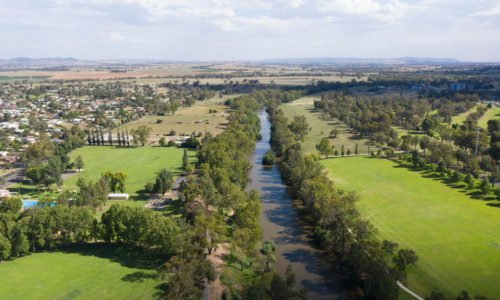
[{"xmin": 247, "ymin": 110, "xmax": 347, "ymax": 300}]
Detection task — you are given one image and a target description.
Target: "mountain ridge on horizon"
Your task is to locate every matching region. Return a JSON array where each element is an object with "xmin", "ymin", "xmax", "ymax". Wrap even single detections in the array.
[{"xmin": 0, "ymin": 56, "xmax": 498, "ymax": 66}]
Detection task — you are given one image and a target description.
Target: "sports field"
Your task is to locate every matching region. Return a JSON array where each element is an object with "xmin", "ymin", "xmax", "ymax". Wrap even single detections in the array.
[
  {"xmin": 0, "ymin": 244, "xmax": 164, "ymax": 299},
  {"xmin": 14, "ymin": 146, "xmax": 190, "ymax": 203},
  {"xmin": 280, "ymin": 95, "xmax": 374, "ymax": 155},
  {"xmin": 321, "ymin": 157, "xmax": 500, "ymax": 298}
]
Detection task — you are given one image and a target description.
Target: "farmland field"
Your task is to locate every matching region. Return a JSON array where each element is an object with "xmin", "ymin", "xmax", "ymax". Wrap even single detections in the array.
[
  {"xmin": 321, "ymin": 157, "xmax": 500, "ymax": 298},
  {"xmin": 280, "ymin": 95, "xmax": 375, "ymax": 155},
  {"xmin": 119, "ymin": 95, "xmax": 233, "ymax": 144},
  {"xmin": 13, "ymin": 146, "xmax": 191, "ymax": 204},
  {"xmin": 0, "ymin": 243, "xmax": 164, "ymax": 299}
]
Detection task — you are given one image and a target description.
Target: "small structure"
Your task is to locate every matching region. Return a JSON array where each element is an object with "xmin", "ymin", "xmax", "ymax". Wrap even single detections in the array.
[
  {"xmin": 0, "ymin": 189, "xmax": 11, "ymax": 198},
  {"xmin": 2, "ymin": 156, "xmax": 18, "ymax": 163},
  {"xmin": 107, "ymin": 193, "xmax": 129, "ymax": 200}
]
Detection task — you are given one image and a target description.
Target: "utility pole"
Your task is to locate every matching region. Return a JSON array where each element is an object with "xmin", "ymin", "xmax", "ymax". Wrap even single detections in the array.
[{"xmin": 474, "ymin": 127, "xmax": 480, "ymax": 159}]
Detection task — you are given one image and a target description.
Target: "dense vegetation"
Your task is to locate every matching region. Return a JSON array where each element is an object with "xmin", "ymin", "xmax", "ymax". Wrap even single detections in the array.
[
  {"xmin": 313, "ymin": 90, "xmax": 500, "ymax": 181},
  {"xmin": 266, "ymin": 101, "xmax": 417, "ymax": 299}
]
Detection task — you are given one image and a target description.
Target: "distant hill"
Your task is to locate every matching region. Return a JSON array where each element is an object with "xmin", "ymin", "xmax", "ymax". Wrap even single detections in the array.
[
  {"xmin": 256, "ymin": 57, "xmax": 461, "ymax": 65},
  {"xmin": 0, "ymin": 56, "xmax": 489, "ymax": 67},
  {"xmin": 0, "ymin": 57, "xmax": 86, "ymax": 66}
]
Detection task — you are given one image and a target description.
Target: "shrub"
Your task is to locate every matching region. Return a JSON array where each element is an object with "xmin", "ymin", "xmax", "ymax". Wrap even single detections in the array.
[{"xmin": 262, "ymin": 149, "xmax": 275, "ymax": 165}]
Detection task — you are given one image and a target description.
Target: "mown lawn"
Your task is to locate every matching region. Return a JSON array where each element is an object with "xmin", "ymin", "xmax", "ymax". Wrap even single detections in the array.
[
  {"xmin": 0, "ymin": 243, "xmax": 165, "ymax": 300},
  {"xmin": 478, "ymin": 105, "xmax": 500, "ymax": 128},
  {"xmin": 321, "ymin": 157, "xmax": 500, "ymax": 298},
  {"xmin": 280, "ymin": 95, "xmax": 375, "ymax": 155},
  {"xmin": 14, "ymin": 146, "xmax": 192, "ymax": 204}
]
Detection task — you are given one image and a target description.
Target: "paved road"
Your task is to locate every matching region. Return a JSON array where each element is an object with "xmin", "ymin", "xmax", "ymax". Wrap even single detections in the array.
[
  {"xmin": 170, "ymin": 175, "xmax": 187, "ymax": 198},
  {"xmin": 0, "ymin": 168, "xmax": 23, "ymax": 189},
  {"xmin": 144, "ymin": 174, "xmax": 187, "ymax": 210}
]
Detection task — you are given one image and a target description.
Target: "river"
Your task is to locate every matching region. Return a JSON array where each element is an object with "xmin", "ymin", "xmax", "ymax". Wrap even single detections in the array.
[{"xmin": 247, "ymin": 109, "xmax": 347, "ymax": 300}]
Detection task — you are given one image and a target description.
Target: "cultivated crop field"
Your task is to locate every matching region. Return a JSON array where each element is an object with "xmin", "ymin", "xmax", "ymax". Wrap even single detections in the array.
[
  {"xmin": 0, "ymin": 244, "xmax": 163, "ymax": 299},
  {"xmin": 321, "ymin": 157, "xmax": 500, "ymax": 298},
  {"xmin": 280, "ymin": 95, "xmax": 374, "ymax": 154}
]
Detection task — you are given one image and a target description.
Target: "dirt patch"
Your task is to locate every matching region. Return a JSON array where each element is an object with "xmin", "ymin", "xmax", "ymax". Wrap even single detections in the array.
[{"xmin": 206, "ymin": 243, "xmax": 230, "ymax": 299}]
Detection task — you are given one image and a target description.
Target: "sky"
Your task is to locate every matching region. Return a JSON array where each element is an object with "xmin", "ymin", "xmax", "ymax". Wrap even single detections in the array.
[{"xmin": 0, "ymin": 0, "xmax": 499, "ymax": 62}]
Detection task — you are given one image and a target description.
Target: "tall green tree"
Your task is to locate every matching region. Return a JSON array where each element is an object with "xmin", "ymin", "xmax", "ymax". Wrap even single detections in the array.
[
  {"xmin": 315, "ymin": 137, "xmax": 333, "ymax": 158},
  {"xmin": 25, "ymin": 165, "xmax": 44, "ymax": 191},
  {"xmin": 75, "ymin": 155, "xmax": 84, "ymax": 172},
  {"xmin": 101, "ymin": 170, "xmax": 127, "ymax": 193},
  {"xmin": 183, "ymin": 149, "xmax": 189, "ymax": 169},
  {"xmin": 108, "ymin": 128, "xmax": 113, "ymax": 146},
  {"xmin": 125, "ymin": 128, "xmax": 130, "ymax": 147},
  {"xmin": 0, "ymin": 233, "xmax": 11, "ymax": 261},
  {"xmin": 153, "ymin": 168, "xmax": 174, "ymax": 194},
  {"xmin": 261, "ymin": 240, "xmax": 276, "ymax": 272}
]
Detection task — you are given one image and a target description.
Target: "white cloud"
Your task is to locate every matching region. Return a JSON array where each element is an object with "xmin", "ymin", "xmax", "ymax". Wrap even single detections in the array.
[
  {"xmin": 320, "ymin": 0, "xmax": 408, "ymax": 22},
  {"xmin": 109, "ymin": 32, "xmax": 141, "ymax": 42},
  {"xmin": 471, "ymin": 3, "xmax": 500, "ymax": 16},
  {"xmin": 0, "ymin": 0, "xmax": 499, "ymax": 61}
]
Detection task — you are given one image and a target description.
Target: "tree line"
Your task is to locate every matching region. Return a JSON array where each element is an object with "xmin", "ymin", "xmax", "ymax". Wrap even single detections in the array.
[{"xmin": 266, "ymin": 98, "xmax": 418, "ymax": 299}]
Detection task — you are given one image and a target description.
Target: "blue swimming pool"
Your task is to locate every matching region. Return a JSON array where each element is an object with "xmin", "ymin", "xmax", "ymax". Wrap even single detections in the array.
[
  {"xmin": 21, "ymin": 200, "xmax": 56, "ymax": 208},
  {"xmin": 22, "ymin": 200, "xmax": 38, "ymax": 208}
]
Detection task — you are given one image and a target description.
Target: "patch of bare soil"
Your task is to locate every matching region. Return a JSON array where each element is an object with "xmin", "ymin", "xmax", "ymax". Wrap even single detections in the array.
[{"xmin": 206, "ymin": 243, "xmax": 230, "ymax": 299}]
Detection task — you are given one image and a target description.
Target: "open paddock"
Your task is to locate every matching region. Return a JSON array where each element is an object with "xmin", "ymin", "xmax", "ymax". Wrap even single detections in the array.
[{"xmin": 321, "ymin": 157, "xmax": 500, "ymax": 298}]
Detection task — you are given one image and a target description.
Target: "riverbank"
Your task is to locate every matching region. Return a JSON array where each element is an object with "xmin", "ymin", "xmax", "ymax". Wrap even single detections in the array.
[{"xmin": 247, "ymin": 109, "xmax": 347, "ymax": 299}]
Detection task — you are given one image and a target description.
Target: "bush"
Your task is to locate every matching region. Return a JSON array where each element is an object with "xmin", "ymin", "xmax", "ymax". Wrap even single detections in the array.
[
  {"xmin": 262, "ymin": 149, "xmax": 275, "ymax": 165},
  {"xmin": 145, "ymin": 182, "xmax": 154, "ymax": 195},
  {"xmin": 167, "ymin": 140, "xmax": 176, "ymax": 147},
  {"xmin": 159, "ymin": 137, "xmax": 167, "ymax": 147}
]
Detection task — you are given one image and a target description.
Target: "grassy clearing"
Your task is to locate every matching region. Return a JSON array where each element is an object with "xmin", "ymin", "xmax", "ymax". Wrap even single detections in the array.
[
  {"xmin": 451, "ymin": 105, "xmax": 478, "ymax": 125},
  {"xmin": 450, "ymin": 104, "xmax": 500, "ymax": 129},
  {"xmin": 13, "ymin": 146, "xmax": 192, "ymax": 203},
  {"xmin": 478, "ymin": 105, "xmax": 500, "ymax": 128},
  {"xmin": 321, "ymin": 157, "xmax": 500, "ymax": 298},
  {"xmin": 119, "ymin": 95, "xmax": 233, "ymax": 145},
  {"xmin": 280, "ymin": 95, "xmax": 374, "ymax": 155},
  {"xmin": 0, "ymin": 243, "xmax": 164, "ymax": 299}
]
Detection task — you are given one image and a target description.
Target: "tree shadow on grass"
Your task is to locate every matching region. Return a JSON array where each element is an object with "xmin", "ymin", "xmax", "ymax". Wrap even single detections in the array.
[
  {"xmin": 121, "ymin": 271, "xmax": 158, "ymax": 282},
  {"xmin": 57, "ymin": 242, "xmax": 167, "ymax": 270},
  {"xmin": 134, "ymin": 188, "xmax": 150, "ymax": 201},
  {"xmin": 161, "ymin": 198, "xmax": 184, "ymax": 217}
]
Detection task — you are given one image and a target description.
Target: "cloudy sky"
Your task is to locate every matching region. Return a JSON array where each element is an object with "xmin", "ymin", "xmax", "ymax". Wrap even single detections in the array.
[{"xmin": 1, "ymin": 0, "xmax": 499, "ymax": 61}]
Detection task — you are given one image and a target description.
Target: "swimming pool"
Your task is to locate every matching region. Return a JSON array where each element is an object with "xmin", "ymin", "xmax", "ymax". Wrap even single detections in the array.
[{"xmin": 21, "ymin": 200, "xmax": 56, "ymax": 208}]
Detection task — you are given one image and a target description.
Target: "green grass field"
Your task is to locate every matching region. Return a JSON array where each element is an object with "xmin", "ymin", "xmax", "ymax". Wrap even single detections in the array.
[
  {"xmin": 451, "ymin": 105, "xmax": 500, "ymax": 128},
  {"xmin": 14, "ymin": 146, "xmax": 191, "ymax": 203},
  {"xmin": 478, "ymin": 105, "xmax": 500, "ymax": 128},
  {"xmin": 0, "ymin": 243, "xmax": 164, "ymax": 299},
  {"xmin": 280, "ymin": 95, "xmax": 375, "ymax": 155},
  {"xmin": 321, "ymin": 157, "xmax": 500, "ymax": 298},
  {"xmin": 451, "ymin": 105, "xmax": 478, "ymax": 125}
]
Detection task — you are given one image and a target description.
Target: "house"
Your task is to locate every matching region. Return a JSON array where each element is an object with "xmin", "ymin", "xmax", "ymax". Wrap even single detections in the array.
[
  {"xmin": 0, "ymin": 190, "xmax": 11, "ymax": 198},
  {"xmin": 2, "ymin": 156, "xmax": 19, "ymax": 163},
  {"xmin": 107, "ymin": 193, "xmax": 129, "ymax": 200}
]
